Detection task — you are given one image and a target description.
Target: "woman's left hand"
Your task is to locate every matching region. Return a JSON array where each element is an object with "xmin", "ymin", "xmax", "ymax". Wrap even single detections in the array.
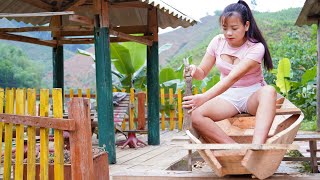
[{"xmin": 182, "ymin": 94, "xmax": 207, "ymax": 113}]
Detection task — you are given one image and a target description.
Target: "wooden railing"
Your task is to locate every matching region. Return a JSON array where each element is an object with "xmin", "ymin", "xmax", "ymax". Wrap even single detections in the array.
[{"xmin": 0, "ymin": 88, "xmax": 108, "ymax": 180}]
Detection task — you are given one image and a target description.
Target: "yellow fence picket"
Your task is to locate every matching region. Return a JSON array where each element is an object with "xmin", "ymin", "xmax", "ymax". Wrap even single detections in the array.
[
  {"xmin": 15, "ymin": 88, "xmax": 26, "ymax": 179},
  {"xmin": 78, "ymin": 88, "xmax": 82, "ymax": 98},
  {"xmin": 69, "ymin": 89, "xmax": 74, "ymax": 98},
  {"xmin": 0, "ymin": 88, "xmax": 4, "ymax": 167},
  {"xmin": 160, "ymin": 88, "xmax": 165, "ymax": 130},
  {"xmin": 53, "ymin": 88, "xmax": 64, "ymax": 180},
  {"xmin": 169, "ymin": 88, "xmax": 175, "ymax": 130},
  {"xmin": 129, "ymin": 88, "xmax": 135, "ymax": 130},
  {"xmin": 202, "ymin": 87, "xmax": 206, "ymax": 93},
  {"xmin": 3, "ymin": 89, "xmax": 14, "ymax": 180},
  {"xmin": 27, "ymin": 88, "xmax": 37, "ymax": 180},
  {"xmin": 40, "ymin": 89, "xmax": 50, "ymax": 180},
  {"xmin": 86, "ymin": 89, "xmax": 91, "ymax": 98},
  {"xmin": 194, "ymin": 87, "xmax": 198, "ymax": 95},
  {"xmin": 121, "ymin": 89, "xmax": 126, "ymax": 130},
  {"xmin": 177, "ymin": 88, "xmax": 183, "ymax": 130}
]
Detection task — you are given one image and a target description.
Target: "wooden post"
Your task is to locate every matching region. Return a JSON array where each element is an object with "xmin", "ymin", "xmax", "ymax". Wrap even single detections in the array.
[
  {"xmin": 183, "ymin": 58, "xmax": 193, "ymax": 130},
  {"xmin": 94, "ymin": 0, "xmax": 115, "ymax": 164},
  {"xmin": 317, "ymin": 20, "xmax": 320, "ymax": 132},
  {"xmin": 137, "ymin": 92, "xmax": 146, "ymax": 130},
  {"xmin": 51, "ymin": 16, "xmax": 64, "ymax": 100},
  {"xmin": 68, "ymin": 98, "xmax": 94, "ymax": 179},
  {"xmin": 147, "ymin": 7, "xmax": 160, "ymax": 145}
]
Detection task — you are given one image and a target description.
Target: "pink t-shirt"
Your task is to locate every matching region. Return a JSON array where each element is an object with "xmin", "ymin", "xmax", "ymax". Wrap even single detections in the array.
[{"xmin": 206, "ymin": 34, "xmax": 266, "ymax": 87}]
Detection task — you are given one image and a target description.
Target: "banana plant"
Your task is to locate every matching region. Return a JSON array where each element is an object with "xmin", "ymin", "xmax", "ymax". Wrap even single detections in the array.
[
  {"xmin": 275, "ymin": 58, "xmax": 291, "ymax": 97},
  {"xmin": 78, "ymin": 41, "xmax": 147, "ymax": 91}
]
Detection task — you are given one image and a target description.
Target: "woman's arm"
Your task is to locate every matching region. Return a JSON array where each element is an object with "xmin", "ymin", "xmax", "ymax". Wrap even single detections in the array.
[
  {"xmin": 204, "ymin": 59, "xmax": 260, "ymax": 99},
  {"xmin": 183, "ymin": 59, "xmax": 260, "ymax": 110},
  {"xmin": 191, "ymin": 52, "xmax": 216, "ymax": 80}
]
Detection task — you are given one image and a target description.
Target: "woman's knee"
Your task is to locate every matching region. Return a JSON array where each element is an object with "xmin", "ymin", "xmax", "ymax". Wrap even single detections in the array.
[
  {"xmin": 191, "ymin": 109, "xmax": 203, "ymax": 127},
  {"xmin": 260, "ymin": 85, "xmax": 277, "ymax": 99}
]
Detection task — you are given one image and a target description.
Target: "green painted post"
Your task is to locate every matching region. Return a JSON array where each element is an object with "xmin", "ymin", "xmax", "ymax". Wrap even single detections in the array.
[
  {"xmin": 94, "ymin": 27, "xmax": 116, "ymax": 163},
  {"xmin": 147, "ymin": 42, "xmax": 160, "ymax": 145},
  {"xmin": 53, "ymin": 45, "xmax": 64, "ymax": 90}
]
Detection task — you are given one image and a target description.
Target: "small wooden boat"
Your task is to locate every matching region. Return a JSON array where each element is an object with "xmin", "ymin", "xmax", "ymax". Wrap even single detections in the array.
[{"xmin": 185, "ymin": 97, "xmax": 304, "ymax": 179}]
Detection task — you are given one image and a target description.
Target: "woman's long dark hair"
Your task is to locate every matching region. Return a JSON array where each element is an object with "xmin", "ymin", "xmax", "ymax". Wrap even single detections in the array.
[{"xmin": 219, "ymin": 0, "xmax": 273, "ymax": 70}]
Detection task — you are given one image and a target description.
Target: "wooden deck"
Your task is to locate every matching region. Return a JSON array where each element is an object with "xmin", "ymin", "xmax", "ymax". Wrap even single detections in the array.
[{"xmin": 93, "ymin": 130, "xmax": 320, "ymax": 180}]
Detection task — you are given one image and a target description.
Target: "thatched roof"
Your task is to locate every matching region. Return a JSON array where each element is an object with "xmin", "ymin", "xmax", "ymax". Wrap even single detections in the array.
[
  {"xmin": 296, "ymin": 0, "xmax": 320, "ymax": 26},
  {"xmin": 0, "ymin": 0, "xmax": 196, "ymax": 28}
]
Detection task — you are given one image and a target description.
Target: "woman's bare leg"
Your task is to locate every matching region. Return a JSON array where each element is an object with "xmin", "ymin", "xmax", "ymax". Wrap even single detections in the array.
[
  {"xmin": 247, "ymin": 85, "xmax": 277, "ymax": 144},
  {"xmin": 191, "ymin": 97, "xmax": 239, "ymax": 143}
]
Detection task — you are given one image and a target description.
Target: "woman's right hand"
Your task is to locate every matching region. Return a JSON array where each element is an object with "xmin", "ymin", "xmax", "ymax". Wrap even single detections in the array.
[{"xmin": 184, "ymin": 64, "xmax": 197, "ymax": 78}]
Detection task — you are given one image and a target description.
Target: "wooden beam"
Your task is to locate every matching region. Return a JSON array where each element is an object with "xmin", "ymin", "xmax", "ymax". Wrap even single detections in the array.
[
  {"xmin": 232, "ymin": 108, "xmax": 301, "ymax": 118},
  {"xmin": 110, "ymin": 29, "xmax": 153, "ymax": 46},
  {"xmin": 0, "ymin": 11, "xmax": 74, "ymax": 18},
  {"xmin": 147, "ymin": 7, "xmax": 158, "ymax": 41},
  {"xmin": 21, "ymin": 0, "xmax": 54, "ymax": 11},
  {"xmin": 94, "ymin": 0, "xmax": 110, "ymax": 27},
  {"xmin": 110, "ymin": 1, "xmax": 150, "ymax": 8},
  {"xmin": 58, "ymin": 38, "xmax": 94, "ymax": 45},
  {"xmin": 113, "ymin": 25, "xmax": 148, "ymax": 34},
  {"xmin": 317, "ymin": 20, "xmax": 320, "ymax": 132},
  {"xmin": 63, "ymin": 0, "xmax": 87, "ymax": 11},
  {"xmin": 0, "ymin": 33, "xmax": 57, "ymax": 47},
  {"xmin": 308, "ymin": 15, "xmax": 320, "ymax": 21},
  {"xmin": 0, "ymin": 26, "xmax": 93, "ymax": 33},
  {"xmin": 69, "ymin": 15, "xmax": 94, "ymax": 25},
  {"xmin": 0, "ymin": 114, "xmax": 75, "ymax": 131},
  {"xmin": 183, "ymin": 143, "xmax": 299, "ymax": 150}
]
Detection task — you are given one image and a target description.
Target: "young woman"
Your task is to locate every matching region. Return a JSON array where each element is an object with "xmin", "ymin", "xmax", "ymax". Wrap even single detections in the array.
[{"xmin": 182, "ymin": 0, "xmax": 276, "ymax": 144}]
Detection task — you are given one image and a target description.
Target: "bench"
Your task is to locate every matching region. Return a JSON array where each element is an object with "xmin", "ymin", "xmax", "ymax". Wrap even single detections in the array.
[
  {"xmin": 283, "ymin": 133, "xmax": 320, "ymax": 173},
  {"xmin": 91, "ymin": 92, "xmax": 147, "ymax": 148}
]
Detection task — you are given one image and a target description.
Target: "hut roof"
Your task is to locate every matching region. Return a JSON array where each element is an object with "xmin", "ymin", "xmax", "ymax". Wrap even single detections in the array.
[
  {"xmin": 296, "ymin": 0, "xmax": 320, "ymax": 26},
  {"xmin": 0, "ymin": 0, "xmax": 196, "ymax": 28}
]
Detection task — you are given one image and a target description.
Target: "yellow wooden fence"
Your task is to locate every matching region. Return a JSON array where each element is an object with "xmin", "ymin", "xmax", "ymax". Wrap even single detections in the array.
[
  {"xmin": 0, "ymin": 88, "xmax": 100, "ymax": 180},
  {"xmin": 64, "ymin": 87, "xmax": 206, "ymax": 131}
]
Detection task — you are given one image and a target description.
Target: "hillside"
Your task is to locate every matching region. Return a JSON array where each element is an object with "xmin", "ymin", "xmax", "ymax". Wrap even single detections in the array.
[
  {"xmin": 159, "ymin": 8, "xmax": 310, "ymax": 69},
  {"xmin": 0, "ymin": 7, "xmax": 313, "ymax": 89}
]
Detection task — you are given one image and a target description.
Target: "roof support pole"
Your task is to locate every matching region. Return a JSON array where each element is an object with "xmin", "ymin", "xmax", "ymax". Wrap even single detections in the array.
[
  {"xmin": 317, "ymin": 20, "xmax": 320, "ymax": 132},
  {"xmin": 52, "ymin": 45, "xmax": 64, "ymax": 91},
  {"xmin": 147, "ymin": 7, "xmax": 160, "ymax": 145},
  {"xmin": 94, "ymin": 0, "xmax": 116, "ymax": 164},
  {"xmin": 51, "ymin": 16, "xmax": 64, "ymax": 108}
]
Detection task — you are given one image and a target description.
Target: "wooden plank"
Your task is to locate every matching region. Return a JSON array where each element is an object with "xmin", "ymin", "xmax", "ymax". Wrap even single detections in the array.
[
  {"xmin": 110, "ymin": 29, "xmax": 153, "ymax": 46},
  {"xmin": 0, "ymin": 114, "xmax": 75, "ymax": 130},
  {"xmin": 15, "ymin": 89, "xmax": 26, "ymax": 180},
  {"xmin": 309, "ymin": 140, "xmax": 319, "ymax": 173},
  {"xmin": 232, "ymin": 108, "xmax": 301, "ymax": 118},
  {"xmin": 294, "ymin": 134, "xmax": 320, "ymax": 141},
  {"xmin": 186, "ymin": 130, "xmax": 223, "ymax": 177},
  {"xmin": 69, "ymin": 98, "xmax": 94, "ymax": 179},
  {"xmin": 0, "ymin": 11, "xmax": 74, "ymax": 17},
  {"xmin": 183, "ymin": 143, "xmax": 299, "ymax": 150},
  {"xmin": 137, "ymin": 92, "xmax": 146, "ymax": 130},
  {"xmin": 3, "ymin": 89, "xmax": 14, "ymax": 180},
  {"xmin": 27, "ymin": 88, "xmax": 37, "ymax": 180},
  {"xmin": 111, "ymin": 170, "xmax": 320, "ymax": 180},
  {"xmin": 282, "ymin": 157, "xmax": 320, "ymax": 161},
  {"xmin": 242, "ymin": 150, "xmax": 287, "ymax": 180},
  {"xmin": 53, "ymin": 88, "xmax": 65, "ymax": 180},
  {"xmin": 0, "ymin": 88, "xmax": 4, "ymax": 168},
  {"xmin": 69, "ymin": 15, "xmax": 94, "ymax": 25},
  {"xmin": 111, "ymin": 1, "xmax": 149, "ymax": 8},
  {"xmin": 21, "ymin": 0, "xmax": 54, "ymax": 11},
  {"xmin": 39, "ymin": 89, "xmax": 50, "ymax": 180},
  {"xmin": 0, "ymin": 33, "xmax": 57, "ymax": 47}
]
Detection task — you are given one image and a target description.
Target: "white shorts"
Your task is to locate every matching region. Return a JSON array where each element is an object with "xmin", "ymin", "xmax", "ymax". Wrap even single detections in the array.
[{"xmin": 217, "ymin": 83, "xmax": 263, "ymax": 113}]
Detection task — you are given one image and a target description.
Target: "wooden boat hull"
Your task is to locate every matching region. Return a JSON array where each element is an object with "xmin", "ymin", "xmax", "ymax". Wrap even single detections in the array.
[{"xmin": 187, "ymin": 98, "xmax": 304, "ymax": 179}]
